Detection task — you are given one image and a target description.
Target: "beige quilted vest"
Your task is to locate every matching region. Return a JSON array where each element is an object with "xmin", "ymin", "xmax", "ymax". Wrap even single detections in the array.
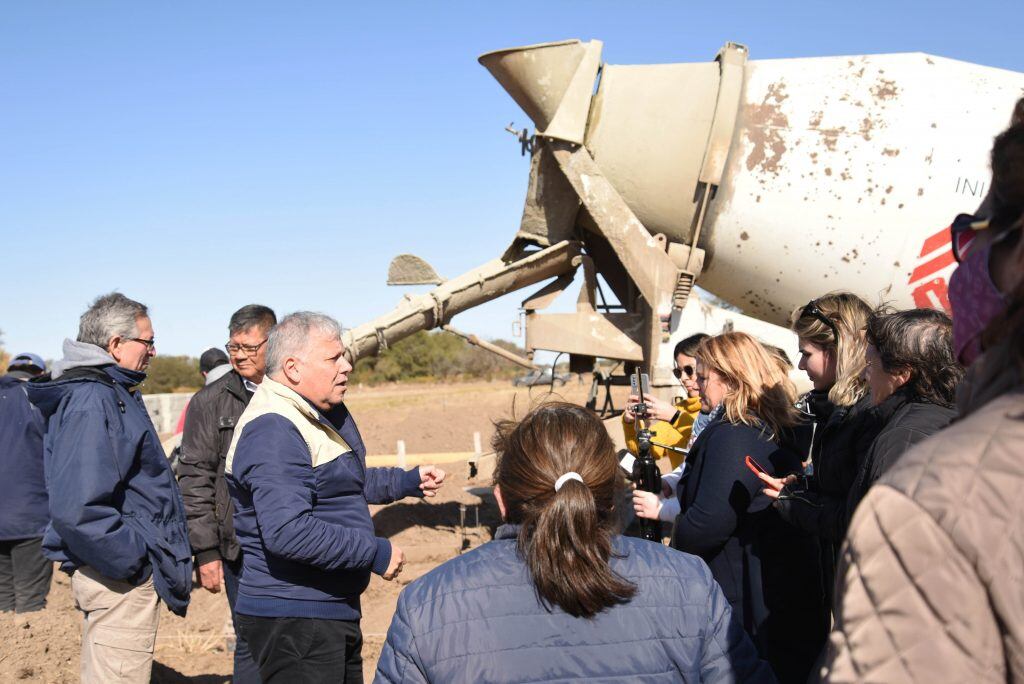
[{"xmin": 224, "ymin": 377, "xmax": 351, "ymax": 476}]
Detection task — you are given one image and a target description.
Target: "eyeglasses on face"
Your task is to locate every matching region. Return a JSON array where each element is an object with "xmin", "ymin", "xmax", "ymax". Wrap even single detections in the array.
[
  {"xmin": 672, "ymin": 365, "xmax": 695, "ymax": 380},
  {"xmin": 950, "ymin": 212, "xmax": 1022, "ymax": 263},
  {"xmin": 951, "ymin": 213, "xmax": 987, "ymax": 263},
  {"xmin": 129, "ymin": 337, "xmax": 156, "ymax": 351},
  {"xmin": 225, "ymin": 339, "xmax": 268, "ymax": 357},
  {"xmin": 800, "ymin": 300, "xmax": 840, "ymax": 343}
]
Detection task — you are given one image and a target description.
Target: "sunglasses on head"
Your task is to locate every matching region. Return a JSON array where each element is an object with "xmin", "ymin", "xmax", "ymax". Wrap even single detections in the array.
[
  {"xmin": 800, "ymin": 300, "xmax": 840, "ymax": 343},
  {"xmin": 672, "ymin": 365, "xmax": 695, "ymax": 380}
]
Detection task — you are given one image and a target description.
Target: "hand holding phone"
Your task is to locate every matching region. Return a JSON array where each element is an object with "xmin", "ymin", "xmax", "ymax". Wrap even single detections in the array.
[
  {"xmin": 746, "ymin": 455, "xmax": 793, "ymax": 501},
  {"xmin": 744, "ymin": 455, "xmax": 769, "ymax": 477}
]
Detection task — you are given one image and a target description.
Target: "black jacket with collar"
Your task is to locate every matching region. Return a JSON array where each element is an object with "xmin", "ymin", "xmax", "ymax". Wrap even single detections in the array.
[
  {"xmin": 177, "ymin": 370, "xmax": 252, "ymax": 564},
  {"xmin": 775, "ymin": 393, "xmax": 880, "ymax": 544},
  {"xmin": 776, "ymin": 389, "xmax": 956, "ymax": 543},
  {"xmin": 843, "ymin": 390, "xmax": 956, "ymax": 521}
]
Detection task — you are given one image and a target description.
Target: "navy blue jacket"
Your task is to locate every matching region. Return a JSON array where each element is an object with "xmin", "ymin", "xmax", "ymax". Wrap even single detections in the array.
[
  {"xmin": 375, "ymin": 525, "xmax": 776, "ymax": 683},
  {"xmin": 672, "ymin": 417, "xmax": 825, "ymax": 684},
  {"xmin": 0, "ymin": 374, "xmax": 48, "ymax": 540},
  {"xmin": 228, "ymin": 402, "xmax": 422, "ymax": 621},
  {"xmin": 27, "ymin": 365, "xmax": 193, "ymax": 616}
]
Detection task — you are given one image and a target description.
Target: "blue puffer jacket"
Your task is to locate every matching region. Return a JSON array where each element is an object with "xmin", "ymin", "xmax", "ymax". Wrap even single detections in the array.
[
  {"xmin": 375, "ymin": 525, "xmax": 776, "ymax": 683},
  {"xmin": 26, "ymin": 341, "xmax": 192, "ymax": 616},
  {"xmin": 0, "ymin": 374, "xmax": 48, "ymax": 540}
]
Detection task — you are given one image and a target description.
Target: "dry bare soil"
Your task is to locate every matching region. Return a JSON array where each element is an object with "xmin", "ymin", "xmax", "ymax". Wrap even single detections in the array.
[{"xmin": 0, "ymin": 379, "xmax": 625, "ymax": 683}]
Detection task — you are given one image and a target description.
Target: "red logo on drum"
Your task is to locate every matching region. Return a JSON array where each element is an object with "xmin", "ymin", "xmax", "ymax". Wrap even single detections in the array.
[{"xmin": 907, "ymin": 226, "xmax": 954, "ymax": 313}]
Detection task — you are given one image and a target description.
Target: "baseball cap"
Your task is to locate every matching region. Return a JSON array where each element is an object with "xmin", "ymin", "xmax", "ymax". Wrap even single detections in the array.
[
  {"xmin": 199, "ymin": 347, "xmax": 230, "ymax": 374},
  {"xmin": 8, "ymin": 352, "xmax": 46, "ymax": 372}
]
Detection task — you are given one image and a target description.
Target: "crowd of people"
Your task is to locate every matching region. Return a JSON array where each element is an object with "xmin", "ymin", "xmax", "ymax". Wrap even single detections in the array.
[
  {"xmin": 374, "ymin": 108, "xmax": 1024, "ymax": 683},
  {"xmin": 0, "ymin": 108, "xmax": 1021, "ymax": 684}
]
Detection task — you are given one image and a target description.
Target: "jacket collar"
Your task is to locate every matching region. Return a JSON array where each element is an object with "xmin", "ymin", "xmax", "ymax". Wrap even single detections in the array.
[
  {"xmin": 222, "ymin": 369, "xmax": 249, "ymax": 402},
  {"xmin": 257, "ymin": 377, "xmax": 341, "ymax": 431},
  {"xmin": 258, "ymin": 377, "xmax": 319, "ymax": 418},
  {"xmin": 103, "ymin": 364, "xmax": 147, "ymax": 389},
  {"xmin": 869, "ymin": 386, "xmax": 915, "ymax": 424},
  {"xmin": 495, "ymin": 523, "xmax": 520, "ymax": 540}
]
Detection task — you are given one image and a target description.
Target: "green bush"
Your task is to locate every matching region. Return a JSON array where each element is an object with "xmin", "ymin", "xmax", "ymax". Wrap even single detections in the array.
[
  {"xmin": 134, "ymin": 332, "xmax": 527, "ymax": 392},
  {"xmin": 350, "ymin": 331, "xmax": 525, "ymax": 385},
  {"xmin": 142, "ymin": 355, "xmax": 202, "ymax": 394}
]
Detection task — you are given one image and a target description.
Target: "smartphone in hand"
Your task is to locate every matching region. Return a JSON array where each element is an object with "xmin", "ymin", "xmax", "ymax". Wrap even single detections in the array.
[{"xmin": 744, "ymin": 455, "xmax": 770, "ymax": 477}]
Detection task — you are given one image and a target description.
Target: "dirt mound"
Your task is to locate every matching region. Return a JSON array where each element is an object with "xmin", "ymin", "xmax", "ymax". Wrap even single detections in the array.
[{"xmin": 0, "ymin": 379, "xmax": 626, "ymax": 682}]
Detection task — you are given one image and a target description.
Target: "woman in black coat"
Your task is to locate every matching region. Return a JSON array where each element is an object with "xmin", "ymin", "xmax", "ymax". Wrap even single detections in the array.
[
  {"xmin": 672, "ymin": 332, "xmax": 824, "ymax": 684},
  {"xmin": 763, "ymin": 308, "xmax": 963, "ymax": 549},
  {"xmin": 773, "ymin": 293, "xmax": 876, "ymax": 617}
]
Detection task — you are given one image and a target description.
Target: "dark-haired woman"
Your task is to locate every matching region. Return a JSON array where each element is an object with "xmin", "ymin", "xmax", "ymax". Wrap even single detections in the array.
[
  {"xmin": 627, "ymin": 332, "xmax": 710, "ymax": 524},
  {"xmin": 763, "ymin": 308, "xmax": 961, "ymax": 539},
  {"xmin": 823, "ymin": 119, "xmax": 1024, "ymax": 681},
  {"xmin": 841, "ymin": 308, "xmax": 959, "ymax": 515},
  {"xmin": 375, "ymin": 402, "xmax": 775, "ymax": 683}
]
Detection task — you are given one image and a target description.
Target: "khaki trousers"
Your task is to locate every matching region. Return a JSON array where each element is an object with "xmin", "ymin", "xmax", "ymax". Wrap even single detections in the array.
[{"xmin": 71, "ymin": 566, "xmax": 160, "ymax": 684}]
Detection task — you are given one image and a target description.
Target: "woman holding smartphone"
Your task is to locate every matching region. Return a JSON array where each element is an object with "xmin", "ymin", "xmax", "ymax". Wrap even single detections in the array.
[
  {"xmin": 625, "ymin": 333, "xmax": 710, "ymax": 524},
  {"xmin": 672, "ymin": 332, "xmax": 823, "ymax": 684}
]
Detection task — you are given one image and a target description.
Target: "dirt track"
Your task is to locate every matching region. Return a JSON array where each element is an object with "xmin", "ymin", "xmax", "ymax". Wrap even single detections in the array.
[{"xmin": 0, "ymin": 378, "xmax": 627, "ymax": 682}]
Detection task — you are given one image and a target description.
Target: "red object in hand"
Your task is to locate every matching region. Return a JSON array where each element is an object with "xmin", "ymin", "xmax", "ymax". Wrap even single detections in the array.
[{"xmin": 744, "ymin": 455, "xmax": 769, "ymax": 477}]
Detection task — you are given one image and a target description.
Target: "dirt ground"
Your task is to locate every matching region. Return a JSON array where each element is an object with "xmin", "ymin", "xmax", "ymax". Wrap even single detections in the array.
[{"xmin": 0, "ymin": 378, "xmax": 628, "ymax": 683}]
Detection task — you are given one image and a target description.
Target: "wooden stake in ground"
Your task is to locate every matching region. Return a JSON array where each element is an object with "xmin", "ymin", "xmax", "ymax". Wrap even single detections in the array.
[{"xmin": 470, "ymin": 431, "xmax": 482, "ymax": 478}]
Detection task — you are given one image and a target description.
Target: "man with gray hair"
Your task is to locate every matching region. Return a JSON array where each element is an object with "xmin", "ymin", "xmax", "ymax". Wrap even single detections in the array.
[
  {"xmin": 178, "ymin": 303, "xmax": 277, "ymax": 683},
  {"xmin": 226, "ymin": 312, "xmax": 446, "ymax": 683},
  {"xmin": 26, "ymin": 292, "xmax": 192, "ymax": 684}
]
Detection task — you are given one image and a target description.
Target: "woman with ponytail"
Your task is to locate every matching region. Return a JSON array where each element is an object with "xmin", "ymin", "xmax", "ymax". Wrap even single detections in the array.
[{"xmin": 376, "ymin": 402, "xmax": 774, "ymax": 683}]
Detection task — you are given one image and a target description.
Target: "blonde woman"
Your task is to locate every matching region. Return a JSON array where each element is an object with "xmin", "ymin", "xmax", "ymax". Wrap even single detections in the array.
[
  {"xmin": 671, "ymin": 332, "xmax": 823, "ymax": 684},
  {"xmin": 768, "ymin": 293, "xmax": 876, "ymax": 625}
]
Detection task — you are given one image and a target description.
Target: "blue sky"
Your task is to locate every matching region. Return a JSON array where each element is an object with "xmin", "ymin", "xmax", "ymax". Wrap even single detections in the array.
[{"xmin": 2, "ymin": 1, "xmax": 1023, "ymax": 361}]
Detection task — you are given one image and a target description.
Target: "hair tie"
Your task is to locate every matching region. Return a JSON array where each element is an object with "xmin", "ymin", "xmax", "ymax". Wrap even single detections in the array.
[{"xmin": 554, "ymin": 472, "xmax": 584, "ymax": 492}]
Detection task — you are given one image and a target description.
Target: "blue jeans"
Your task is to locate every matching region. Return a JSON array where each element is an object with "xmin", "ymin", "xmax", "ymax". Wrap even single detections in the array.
[{"xmin": 224, "ymin": 556, "xmax": 262, "ymax": 683}]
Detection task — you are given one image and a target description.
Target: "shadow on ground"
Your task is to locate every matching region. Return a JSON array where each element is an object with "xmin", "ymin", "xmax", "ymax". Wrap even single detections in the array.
[
  {"xmin": 152, "ymin": 662, "xmax": 230, "ymax": 683},
  {"xmin": 372, "ymin": 497, "xmax": 502, "ymax": 540}
]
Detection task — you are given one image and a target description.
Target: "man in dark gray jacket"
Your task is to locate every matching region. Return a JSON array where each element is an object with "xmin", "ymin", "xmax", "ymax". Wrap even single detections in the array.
[{"xmin": 177, "ymin": 304, "xmax": 275, "ymax": 684}]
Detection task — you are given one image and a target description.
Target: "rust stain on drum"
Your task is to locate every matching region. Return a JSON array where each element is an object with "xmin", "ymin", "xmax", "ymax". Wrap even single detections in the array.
[
  {"xmin": 818, "ymin": 127, "xmax": 844, "ymax": 151},
  {"xmin": 743, "ymin": 82, "xmax": 790, "ymax": 175},
  {"xmin": 872, "ymin": 78, "xmax": 899, "ymax": 101},
  {"xmin": 860, "ymin": 117, "xmax": 875, "ymax": 141}
]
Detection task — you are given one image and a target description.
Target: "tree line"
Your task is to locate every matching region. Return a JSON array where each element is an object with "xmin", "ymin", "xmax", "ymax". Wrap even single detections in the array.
[{"xmin": 135, "ymin": 331, "xmax": 525, "ymax": 394}]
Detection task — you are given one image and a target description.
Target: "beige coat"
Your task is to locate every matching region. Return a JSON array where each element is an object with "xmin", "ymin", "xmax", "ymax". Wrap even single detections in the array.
[{"xmin": 822, "ymin": 354, "xmax": 1024, "ymax": 683}]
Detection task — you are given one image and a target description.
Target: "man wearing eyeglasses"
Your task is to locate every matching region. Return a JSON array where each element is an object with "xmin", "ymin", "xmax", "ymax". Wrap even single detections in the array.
[
  {"xmin": 177, "ymin": 304, "xmax": 276, "ymax": 684},
  {"xmin": 26, "ymin": 292, "xmax": 192, "ymax": 684}
]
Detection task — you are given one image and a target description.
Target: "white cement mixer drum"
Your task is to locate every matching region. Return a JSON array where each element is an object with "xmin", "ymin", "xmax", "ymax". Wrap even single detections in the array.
[{"xmin": 699, "ymin": 53, "xmax": 1024, "ymax": 324}]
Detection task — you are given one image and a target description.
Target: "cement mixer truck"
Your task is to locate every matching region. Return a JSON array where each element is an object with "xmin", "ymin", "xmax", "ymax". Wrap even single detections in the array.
[{"xmin": 343, "ymin": 39, "xmax": 1024, "ymax": 397}]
